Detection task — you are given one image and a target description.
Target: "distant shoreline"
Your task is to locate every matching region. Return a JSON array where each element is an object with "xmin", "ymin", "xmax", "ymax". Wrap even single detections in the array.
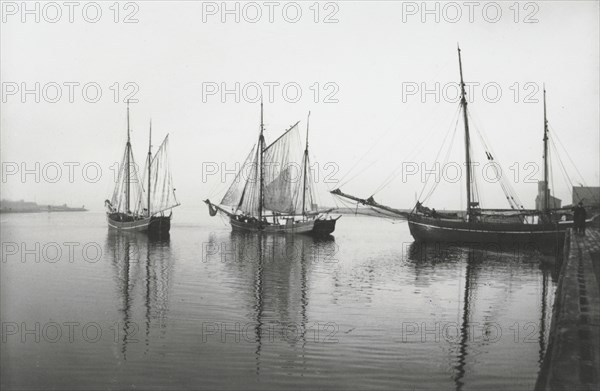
[
  {"xmin": 0, "ymin": 199, "xmax": 88, "ymax": 214},
  {"xmin": 0, "ymin": 209, "xmax": 88, "ymax": 214}
]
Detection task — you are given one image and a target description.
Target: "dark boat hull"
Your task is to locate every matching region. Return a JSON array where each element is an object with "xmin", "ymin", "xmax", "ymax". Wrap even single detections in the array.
[
  {"xmin": 408, "ymin": 214, "xmax": 566, "ymax": 246},
  {"xmin": 148, "ymin": 215, "xmax": 171, "ymax": 234},
  {"xmin": 312, "ymin": 217, "xmax": 339, "ymax": 236}
]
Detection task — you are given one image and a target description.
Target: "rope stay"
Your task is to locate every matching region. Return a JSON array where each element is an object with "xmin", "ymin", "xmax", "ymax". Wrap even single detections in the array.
[{"xmin": 372, "ymin": 103, "xmax": 463, "ymax": 197}]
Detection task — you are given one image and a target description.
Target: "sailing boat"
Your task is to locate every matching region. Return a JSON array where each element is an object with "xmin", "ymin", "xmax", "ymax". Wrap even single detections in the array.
[
  {"xmin": 405, "ymin": 47, "xmax": 569, "ymax": 244},
  {"xmin": 105, "ymin": 102, "xmax": 180, "ymax": 234},
  {"xmin": 205, "ymin": 104, "xmax": 338, "ymax": 235},
  {"xmin": 333, "ymin": 47, "xmax": 569, "ymax": 245}
]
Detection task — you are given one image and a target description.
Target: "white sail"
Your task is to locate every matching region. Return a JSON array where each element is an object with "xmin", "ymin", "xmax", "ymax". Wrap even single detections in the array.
[
  {"xmin": 220, "ymin": 145, "xmax": 256, "ymax": 208},
  {"xmin": 237, "ymin": 149, "xmax": 261, "ymax": 217},
  {"xmin": 263, "ymin": 122, "xmax": 304, "ymax": 214},
  {"xmin": 211, "ymin": 108, "xmax": 326, "ymax": 223},
  {"xmin": 111, "ymin": 145, "xmax": 145, "ymax": 215},
  {"xmin": 264, "ymin": 166, "xmax": 295, "ymax": 213},
  {"xmin": 141, "ymin": 135, "xmax": 179, "ymax": 215},
  {"xmin": 217, "ymin": 121, "xmax": 319, "ymax": 217}
]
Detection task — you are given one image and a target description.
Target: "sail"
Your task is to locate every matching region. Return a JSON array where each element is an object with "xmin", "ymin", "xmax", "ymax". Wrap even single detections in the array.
[
  {"xmin": 215, "ymin": 119, "xmax": 321, "ymax": 218},
  {"xmin": 237, "ymin": 148, "xmax": 260, "ymax": 217},
  {"xmin": 143, "ymin": 135, "xmax": 179, "ymax": 215},
  {"xmin": 111, "ymin": 144, "xmax": 145, "ymax": 214},
  {"xmin": 263, "ymin": 122, "xmax": 304, "ymax": 214},
  {"xmin": 220, "ymin": 145, "xmax": 256, "ymax": 208},
  {"xmin": 264, "ymin": 166, "xmax": 295, "ymax": 213}
]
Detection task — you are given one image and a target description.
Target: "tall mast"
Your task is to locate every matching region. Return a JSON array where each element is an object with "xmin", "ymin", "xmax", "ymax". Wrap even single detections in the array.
[
  {"xmin": 302, "ymin": 112, "xmax": 311, "ymax": 216},
  {"xmin": 126, "ymin": 100, "xmax": 131, "ymax": 214},
  {"xmin": 458, "ymin": 46, "xmax": 472, "ymax": 220},
  {"xmin": 258, "ymin": 100, "xmax": 265, "ymax": 221},
  {"xmin": 147, "ymin": 120, "xmax": 152, "ymax": 217},
  {"xmin": 542, "ymin": 87, "xmax": 549, "ymax": 212}
]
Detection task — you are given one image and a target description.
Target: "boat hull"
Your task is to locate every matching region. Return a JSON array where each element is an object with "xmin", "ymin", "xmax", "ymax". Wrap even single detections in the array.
[
  {"xmin": 230, "ymin": 216, "xmax": 315, "ymax": 234},
  {"xmin": 107, "ymin": 213, "xmax": 172, "ymax": 234},
  {"xmin": 148, "ymin": 215, "xmax": 171, "ymax": 234},
  {"xmin": 407, "ymin": 214, "xmax": 566, "ymax": 246},
  {"xmin": 107, "ymin": 214, "xmax": 151, "ymax": 231},
  {"xmin": 312, "ymin": 218, "xmax": 338, "ymax": 236}
]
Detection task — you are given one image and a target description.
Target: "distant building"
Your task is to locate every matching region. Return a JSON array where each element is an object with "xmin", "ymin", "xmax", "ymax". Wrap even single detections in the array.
[
  {"xmin": 0, "ymin": 199, "xmax": 40, "ymax": 213},
  {"xmin": 535, "ymin": 181, "xmax": 561, "ymax": 210},
  {"xmin": 572, "ymin": 186, "xmax": 600, "ymax": 206}
]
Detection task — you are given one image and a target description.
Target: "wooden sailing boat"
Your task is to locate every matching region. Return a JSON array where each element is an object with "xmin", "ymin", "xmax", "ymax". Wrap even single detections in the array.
[
  {"xmin": 205, "ymin": 103, "xmax": 338, "ymax": 235},
  {"xmin": 406, "ymin": 47, "xmax": 567, "ymax": 244},
  {"xmin": 105, "ymin": 102, "xmax": 180, "ymax": 234},
  {"xmin": 333, "ymin": 47, "xmax": 569, "ymax": 245}
]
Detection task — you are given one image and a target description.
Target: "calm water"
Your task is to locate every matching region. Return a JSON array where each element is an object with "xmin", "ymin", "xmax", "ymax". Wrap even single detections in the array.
[{"xmin": 1, "ymin": 209, "xmax": 558, "ymax": 390}]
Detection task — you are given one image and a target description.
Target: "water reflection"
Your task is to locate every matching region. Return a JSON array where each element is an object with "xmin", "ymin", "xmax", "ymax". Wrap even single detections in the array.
[
  {"xmin": 539, "ymin": 267, "xmax": 548, "ymax": 366},
  {"xmin": 204, "ymin": 232, "xmax": 337, "ymax": 378},
  {"xmin": 105, "ymin": 231, "xmax": 172, "ymax": 360},
  {"xmin": 2, "ymin": 213, "xmax": 560, "ymax": 390},
  {"xmin": 406, "ymin": 241, "xmax": 557, "ymax": 391}
]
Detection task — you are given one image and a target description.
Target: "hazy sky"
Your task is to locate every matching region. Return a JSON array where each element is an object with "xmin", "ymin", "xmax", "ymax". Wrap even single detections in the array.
[{"xmin": 1, "ymin": 0, "xmax": 598, "ymax": 211}]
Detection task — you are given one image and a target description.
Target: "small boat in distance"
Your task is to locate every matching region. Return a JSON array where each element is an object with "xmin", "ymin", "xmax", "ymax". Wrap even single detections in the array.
[
  {"xmin": 205, "ymin": 103, "xmax": 339, "ymax": 236},
  {"xmin": 105, "ymin": 102, "xmax": 180, "ymax": 234}
]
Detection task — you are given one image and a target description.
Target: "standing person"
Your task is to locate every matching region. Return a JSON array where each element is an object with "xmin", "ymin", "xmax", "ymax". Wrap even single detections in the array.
[{"xmin": 573, "ymin": 201, "xmax": 586, "ymax": 235}]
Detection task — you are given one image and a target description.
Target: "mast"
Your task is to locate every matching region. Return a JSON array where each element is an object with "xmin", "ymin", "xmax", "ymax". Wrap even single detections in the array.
[
  {"xmin": 542, "ymin": 87, "xmax": 549, "ymax": 212},
  {"xmin": 258, "ymin": 101, "xmax": 265, "ymax": 221},
  {"xmin": 458, "ymin": 46, "xmax": 472, "ymax": 220},
  {"xmin": 126, "ymin": 100, "xmax": 131, "ymax": 214},
  {"xmin": 302, "ymin": 112, "xmax": 310, "ymax": 216},
  {"xmin": 147, "ymin": 120, "xmax": 152, "ymax": 217}
]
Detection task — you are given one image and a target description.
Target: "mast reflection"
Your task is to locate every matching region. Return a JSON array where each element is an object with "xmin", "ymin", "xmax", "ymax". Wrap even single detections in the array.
[
  {"xmin": 221, "ymin": 232, "xmax": 336, "ymax": 378},
  {"xmin": 406, "ymin": 240, "xmax": 552, "ymax": 391},
  {"xmin": 105, "ymin": 231, "xmax": 172, "ymax": 360}
]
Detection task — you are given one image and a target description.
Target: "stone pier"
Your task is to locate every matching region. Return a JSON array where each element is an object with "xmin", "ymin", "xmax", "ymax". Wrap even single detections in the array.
[{"xmin": 535, "ymin": 228, "xmax": 600, "ymax": 390}]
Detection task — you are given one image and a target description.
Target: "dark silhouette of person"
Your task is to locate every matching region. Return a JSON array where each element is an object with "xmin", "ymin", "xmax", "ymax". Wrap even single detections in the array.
[{"xmin": 573, "ymin": 201, "xmax": 587, "ymax": 236}]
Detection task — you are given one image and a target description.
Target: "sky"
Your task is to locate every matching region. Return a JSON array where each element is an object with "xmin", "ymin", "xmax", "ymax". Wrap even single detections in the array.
[{"xmin": 1, "ymin": 0, "xmax": 599, "ymax": 212}]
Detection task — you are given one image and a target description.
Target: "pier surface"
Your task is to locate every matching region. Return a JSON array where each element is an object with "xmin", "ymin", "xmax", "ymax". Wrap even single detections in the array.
[{"xmin": 536, "ymin": 228, "xmax": 600, "ymax": 391}]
